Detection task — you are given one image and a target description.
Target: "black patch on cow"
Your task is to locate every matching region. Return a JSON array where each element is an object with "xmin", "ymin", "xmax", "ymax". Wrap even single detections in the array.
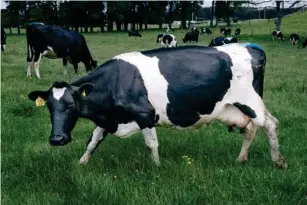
[
  {"xmin": 141, "ymin": 46, "xmax": 233, "ymax": 127},
  {"xmin": 162, "ymin": 34, "xmax": 175, "ymax": 45},
  {"xmin": 233, "ymin": 102, "xmax": 257, "ymax": 118},
  {"xmin": 245, "ymin": 46, "xmax": 266, "ymax": 98},
  {"xmin": 53, "ymin": 81, "xmax": 71, "ymax": 88},
  {"xmin": 72, "ymin": 59, "xmax": 156, "ymax": 131}
]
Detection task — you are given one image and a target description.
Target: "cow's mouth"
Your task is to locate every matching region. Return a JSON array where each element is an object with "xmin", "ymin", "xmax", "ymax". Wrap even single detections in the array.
[{"xmin": 50, "ymin": 134, "xmax": 72, "ymax": 146}]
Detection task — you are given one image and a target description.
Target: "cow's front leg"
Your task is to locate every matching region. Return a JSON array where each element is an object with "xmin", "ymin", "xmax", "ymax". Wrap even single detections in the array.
[
  {"xmin": 79, "ymin": 126, "xmax": 107, "ymax": 164},
  {"xmin": 63, "ymin": 58, "xmax": 68, "ymax": 75},
  {"xmin": 142, "ymin": 127, "xmax": 160, "ymax": 166}
]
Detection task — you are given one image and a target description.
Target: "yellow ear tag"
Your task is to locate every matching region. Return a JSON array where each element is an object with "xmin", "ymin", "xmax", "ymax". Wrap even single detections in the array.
[
  {"xmin": 35, "ymin": 96, "xmax": 46, "ymax": 107},
  {"xmin": 81, "ymin": 90, "xmax": 86, "ymax": 97}
]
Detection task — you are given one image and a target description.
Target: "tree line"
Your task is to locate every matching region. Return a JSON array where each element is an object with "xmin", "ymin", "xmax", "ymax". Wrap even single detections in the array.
[{"xmin": 1, "ymin": 1, "xmax": 305, "ymax": 34}]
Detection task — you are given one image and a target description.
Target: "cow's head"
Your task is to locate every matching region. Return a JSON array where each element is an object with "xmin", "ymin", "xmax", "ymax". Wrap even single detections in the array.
[
  {"xmin": 28, "ymin": 81, "xmax": 94, "ymax": 146},
  {"xmin": 85, "ymin": 60, "xmax": 97, "ymax": 72}
]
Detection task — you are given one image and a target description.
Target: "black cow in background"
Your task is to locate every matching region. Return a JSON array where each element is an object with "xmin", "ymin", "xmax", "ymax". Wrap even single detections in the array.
[
  {"xmin": 1, "ymin": 27, "xmax": 7, "ymax": 52},
  {"xmin": 201, "ymin": 28, "xmax": 212, "ymax": 35},
  {"xmin": 272, "ymin": 30, "xmax": 285, "ymax": 42},
  {"xmin": 289, "ymin": 33, "xmax": 300, "ymax": 46},
  {"xmin": 183, "ymin": 29, "xmax": 200, "ymax": 43},
  {"xmin": 26, "ymin": 23, "xmax": 97, "ymax": 79},
  {"xmin": 208, "ymin": 37, "xmax": 238, "ymax": 47},
  {"xmin": 128, "ymin": 30, "xmax": 142, "ymax": 37},
  {"xmin": 224, "ymin": 28, "xmax": 232, "ymax": 36},
  {"xmin": 303, "ymin": 39, "xmax": 307, "ymax": 48},
  {"xmin": 235, "ymin": 28, "xmax": 241, "ymax": 36}
]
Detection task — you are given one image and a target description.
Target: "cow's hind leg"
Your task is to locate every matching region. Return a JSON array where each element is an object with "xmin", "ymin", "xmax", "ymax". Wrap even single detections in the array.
[
  {"xmin": 236, "ymin": 121, "xmax": 257, "ymax": 163},
  {"xmin": 263, "ymin": 109, "xmax": 287, "ymax": 169},
  {"xmin": 79, "ymin": 126, "xmax": 107, "ymax": 164}
]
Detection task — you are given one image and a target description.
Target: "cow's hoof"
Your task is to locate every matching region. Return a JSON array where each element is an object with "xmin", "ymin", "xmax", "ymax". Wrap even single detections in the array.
[
  {"xmin": 274, "ymin": 157, "xmax": 288, "ymax": 169},
  {"xmin": 79, "ymin": 155, "xmax": 90, "ymax": 165},
  {"xmin": 27, "ymin": 76, "xmax": 32, "ymax": 79},
  {"xmin": 236, "ymin": 156, "xmax": 248, "ymax": 164}
]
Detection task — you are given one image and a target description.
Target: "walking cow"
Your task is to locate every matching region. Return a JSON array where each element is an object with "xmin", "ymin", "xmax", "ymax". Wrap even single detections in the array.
[
  {"xmin": 26, "ymin": 23, "xmax": 97, "ymax": 79},
  {"xmin": 1, "ymin": 27, "xmax": 7, "ymax": 52},
  {"xmin": 28, "ymin": 43, "xmax": 287, "ymax": 169}
]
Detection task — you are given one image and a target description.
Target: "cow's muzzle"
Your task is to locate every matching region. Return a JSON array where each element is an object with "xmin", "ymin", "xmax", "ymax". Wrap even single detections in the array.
[{"xmin": 50, "ymin": 134, "xmax": 71, "ymax": 146}]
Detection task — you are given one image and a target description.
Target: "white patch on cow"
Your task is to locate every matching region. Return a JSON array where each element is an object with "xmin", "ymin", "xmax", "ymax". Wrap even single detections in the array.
[
  {"xmin": 2, "ymin": 45, "xmax": 6, "ymax": 50},
  {"xmin": 113, "ymin": 44, "xmax": 266, "ymax": 130},
  {"xmin": 43, "ymin": 46, "xmax": 58, "ymax": 59},
  {"xmin": 226, "ymin": 37, "xmax": 233, "ymax": 41},
  {"xmin": 52, "ymin": 87, "xmax": 67, "ymax": 100},
  {"xmin": 113, "ymin": 122, "xmax": 140, "ymax": 138},
  {"xmin": 113, "ymin": 52, "xmax": 172, "ymax": 125}
]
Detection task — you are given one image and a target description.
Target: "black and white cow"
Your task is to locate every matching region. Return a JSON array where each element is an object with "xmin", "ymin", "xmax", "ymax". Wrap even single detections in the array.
[
  {"xmin": 1, "ymin": 27, "xmax": 7, "ymax": 52},
  {"xmin": 128, "ymin": 30, "xmax": 142, "ymax": 37},
  {"xmin": 166, "ymin": 26, "xmax": 175, "ymax": 33},
  {"xmin": 224, "ymin": 28, "xmax": 232, "ymax": 36},
  {"xmin": 183, "ymin": 30, "xmax": 199, "ymax": 43},
  {"xmin": 28, "ymin": 43, "xmax": 287, "ymax": 169},
  {"xmin": 289, "ymin": 33, "xmax": 300, "ymax": 46},
  {"xmin": 303, "ymin": 39, "xmax": 307, "ymax": 48},
  {"xmin": 272, "ymin": 30, "xmax": 285, "ymax": 42},
  {"xmin": 26, "ymin": 23, "xmax": 97, "ymax": 79},
  {"xmin": 220, "ymin": 28, "xmax": 226, "ymax": 35},
  {"xmin": 157, "ymin": 34, "xmax": 177, "ymax": 48},
  {"xmin": 235, "ymin": 28, "xmax": 241, "ymax": 36},
  {"xmin": 201, "ymin": 28, "xmax": 212, "ymax": 35},
  {"xmin": 208, "ymin": 37, "xmax": 238, "ymax": 47}
]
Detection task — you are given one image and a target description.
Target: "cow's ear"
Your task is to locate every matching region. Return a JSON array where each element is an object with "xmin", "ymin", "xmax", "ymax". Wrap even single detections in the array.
[
  {"xmin": 28, "ymin": 91, "xmax": 49, "ymax": 106},
  {"xmin": 78, "ymin": 83, "xmax": 94, "ymax": 97}
]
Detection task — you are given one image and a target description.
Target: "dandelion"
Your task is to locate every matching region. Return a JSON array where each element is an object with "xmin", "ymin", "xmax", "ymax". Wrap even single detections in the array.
[{"xmin": 187, "ymin": 161, "xmax": 192, "ymax": 165}]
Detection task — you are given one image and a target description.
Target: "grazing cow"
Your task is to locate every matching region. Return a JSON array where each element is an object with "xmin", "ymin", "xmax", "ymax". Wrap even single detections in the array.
[
  {"xmin": 166, "ymin": 26, "xmax": 175, "ymax": 33},
  {"xmin": 26, "ymin": 24, "xmax": 97, "ymax": 79},
  {"xmin": 1, "ymin": 27, "xmax": 7, "ymax": 52},
  {"xmin": 303, "ymin": 39, "xmax": 307, "ymax": 48},
  {"xmin": 183, "ymin": 29, "xmax": 200, "ymax": 43},
  {"xmin": 272, "ymin": 30, "xmax": 285, "ymax": 42},
  {"xmin": 208, "ymin": 37, "xmax": 238, "ymax": 47},
  {"xmin": 220, "ymin": 28, "xmax": 226, "ymax": 35},
  {"xmin": 156, "ymin": 33, "xmax": 165, "ymax": 43},
  {"xmin": 201, "ymin": 28, "xmax": 212, "ymax": 35},
  {"xmin": 28, "ymin": 43, "xmax": 287, "ymax": 169},
  {"xmin": 128, "ymin": 30, "xmax": 142, "ymax": 37},
  {"xmin": 289, "ymin": 33, "xmax": 300, "ymax": 46},
  {"xmin": 224, "ymin": 28, "xmax": 232, "ymax": 36},
  {"xmin": 235, "ymin": 28, "xmax": 241, "ymax": 36},
  {"xmin": 160, "ymin": 34, "xmax": 177, "ymax": 48}
]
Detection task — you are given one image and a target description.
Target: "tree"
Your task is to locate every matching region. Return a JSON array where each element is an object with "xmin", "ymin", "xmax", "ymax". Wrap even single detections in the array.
[
  {"xmin": 5, "ymin": 1, "xmax": 27, "ymax": 34},
  {"xmin": 275, "ymin": 0, "xmax": 303, "ymax": 30},
  {"xmin": 210, "ymin": 1, "xmax": 215, "ymax": 27}
]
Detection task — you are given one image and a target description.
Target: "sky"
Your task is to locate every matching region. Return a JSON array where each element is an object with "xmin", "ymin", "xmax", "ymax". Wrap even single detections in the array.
[{"xmin": 0, "ymin": 0, "xmax": 304, "ymax": 10}]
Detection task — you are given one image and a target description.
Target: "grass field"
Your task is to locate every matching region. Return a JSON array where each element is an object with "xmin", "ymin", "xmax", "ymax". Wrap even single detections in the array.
[{"xmin": 1, "ymin": 13, "xmax": 307, "ymax": 205}]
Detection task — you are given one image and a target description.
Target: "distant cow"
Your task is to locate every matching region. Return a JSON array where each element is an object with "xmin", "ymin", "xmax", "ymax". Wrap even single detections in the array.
[
  {"xmin": 166, "ymin": 26, "xmax": 175, "ymax": 33},
  {"xmin": 28, "ymin": 43, "xmax": 287, "ymax": 169},
  {"xmin": 128, "ymin": 30, "xmax": 142, "ymax": 37},
  {"xmin": 235, "ymin": 28, "xmax": 241, "ymax": 36},
  {"xmin": 26, "ymin": 24, "xmax": 97, "ymax": 79},
  {"xmin": 303, "ymin": 39, "xmax": 307, "ymax": 48},
  {"xmin": 1, "ymin": 27, "xmax": 6, "ymax": 52},
  {"xmin": 201, "ymin": 28, "xmax": 212, "ymax": 35},
  {"xmin": 272, "ymin": 30, "xmax": 285, "ymax": 42},
  {"xmin": 224, "ymin": 28, "xmax": 232, "ymax": 36},
  {"xmin": 220, "ymin": 28, "xmax": 226, "ymax": 35},
  {"xmin": 289, "ymin": 33, "xmax": 300, "ymax": 46},
  {"xmin": 157, "ymin": 33, "xmax": 177, "ymax": 48},
  {"xmin": 183, "ymin": 29, "xmax": 200, "ymax": 43},
  {"xmin": 208, "ymin": 37, "xmax": 238, "ymax": 47}
]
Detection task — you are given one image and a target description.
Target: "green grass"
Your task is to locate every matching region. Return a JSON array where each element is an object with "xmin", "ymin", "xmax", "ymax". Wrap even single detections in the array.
[{"xmin": 2, "ymin": 13, "xmax": 307, "ymax": 205}]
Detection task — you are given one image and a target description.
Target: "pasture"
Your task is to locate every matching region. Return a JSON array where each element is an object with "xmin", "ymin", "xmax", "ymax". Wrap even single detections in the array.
[{"xmin": 2, "ymin": 14, "xmax": 307, "ymax": 205}]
